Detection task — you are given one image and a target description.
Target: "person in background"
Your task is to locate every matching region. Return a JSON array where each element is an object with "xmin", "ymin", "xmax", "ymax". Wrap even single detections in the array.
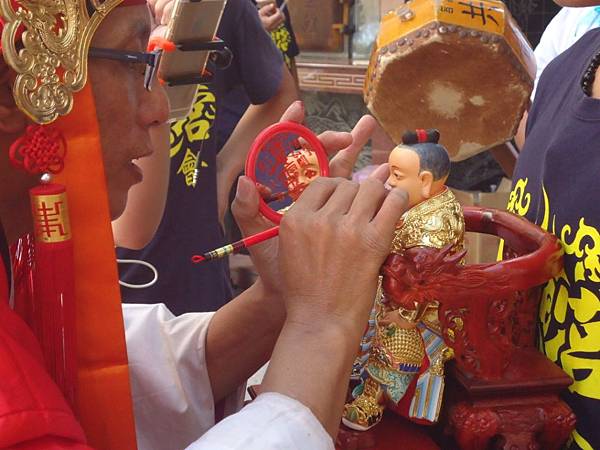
[
  {"xmin": 218, "ymin": 0, "xmax": 301, "ymax": 254},
  {"xmin": 256, "ymin": 0, "xmax": 300, "ymax": 82},
  {"xmin": 215, "ymin": 0, "xmax": 300, "ymax": 188},
  {"xmin": 533, "ymin": 6, "xmax": 600, "ymax": 98},
  {"xmin": 506, "ymin": 0, "xmax": 600, "ymax": 446},
  {"xmin": 515, "ymin": 6, "xmax": 600, "ymax": 149},
  {"xmin": 115, "ymin": 0, "xmax": 298, "ymax": 314}
]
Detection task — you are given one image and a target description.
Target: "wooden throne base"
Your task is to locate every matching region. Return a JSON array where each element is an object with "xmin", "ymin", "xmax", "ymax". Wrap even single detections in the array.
[
  {"xmin": 443, "ymin": 348, "xmax": 576, "ymax": 450},
  {"xmin": 336, "ymin": 412, "xmax": 440, "ymax": 450},
  {"xmin": 336, "ymin": 350, "xmax": 575, "ymax": 450}
]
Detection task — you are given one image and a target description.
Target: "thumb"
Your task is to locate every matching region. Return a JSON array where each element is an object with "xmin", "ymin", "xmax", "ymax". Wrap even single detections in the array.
[{"xmin": 232, "ymin": 176, "xmax": 274, "ymax": 237}]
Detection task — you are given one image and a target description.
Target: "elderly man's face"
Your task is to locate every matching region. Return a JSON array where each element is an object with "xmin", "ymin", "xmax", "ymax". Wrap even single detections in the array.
[{"xmin": 89, "ymin": 5, "xmax": 169, "ymax": 219}]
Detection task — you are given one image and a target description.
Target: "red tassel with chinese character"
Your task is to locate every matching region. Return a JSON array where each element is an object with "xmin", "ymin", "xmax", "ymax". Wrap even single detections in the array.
[
  {"xmin": 9, "ymin": 124, "xmax": 77, "ymax": 407},
  {"xmin": 29, "ymin": 182, "xmax": 76, "ymax": 406}
]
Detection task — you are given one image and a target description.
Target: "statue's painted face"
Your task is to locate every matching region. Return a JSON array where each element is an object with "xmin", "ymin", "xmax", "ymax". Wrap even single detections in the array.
[
  {"xmin": 284, "ymin": 148, "xmax": 320, "ymax": 200},
  {"xmin": 386, "ymin": 146, "xmax": 426, "ymax": 208}
]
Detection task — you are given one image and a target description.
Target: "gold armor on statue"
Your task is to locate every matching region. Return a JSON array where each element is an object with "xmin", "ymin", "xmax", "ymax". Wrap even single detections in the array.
[
  {"xmin": 343, "ymin": 129, "xmax": 464, "ymax": 431},
  {"xmin": 392, "ymin": 188, "xmax": 464, "ymax": 253}
]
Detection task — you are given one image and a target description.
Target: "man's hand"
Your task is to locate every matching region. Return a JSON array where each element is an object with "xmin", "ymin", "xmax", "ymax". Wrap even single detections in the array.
[
  {"xmin": 231, "ymin": 102, "xmax": 379, "ymax": 300},
  {"xmin": 279, "ymin": 177, "xmax": 408, "ymax": 331},
  {"xmin": 146, "ymin": 0, "xmax": 174, "ymax": 41},
  {"xmin": 147, "ymin": 0, "xmax": 175, "ymax": 26},
  {"xmin": 261, "ymin": 177, "xmax": 408, "ymax": 437},
  {"xmin": 258, "ymin": 3, "xmax": 286, "ymax": 32}
]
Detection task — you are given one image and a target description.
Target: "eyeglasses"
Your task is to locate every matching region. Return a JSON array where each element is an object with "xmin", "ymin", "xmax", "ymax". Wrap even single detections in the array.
[
  {"xmin": 89, "ymin": 47, "xmax": 162, "ymax": 91},
  {"xmin": 88, "ymin": 39, "xmax": 232, "ymax": 91}
]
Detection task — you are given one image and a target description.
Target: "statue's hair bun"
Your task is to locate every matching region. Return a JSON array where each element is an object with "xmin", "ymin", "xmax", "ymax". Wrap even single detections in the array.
[{"xmin": 402, "ymin": 129, "xmax": 440, "ymax": 145}]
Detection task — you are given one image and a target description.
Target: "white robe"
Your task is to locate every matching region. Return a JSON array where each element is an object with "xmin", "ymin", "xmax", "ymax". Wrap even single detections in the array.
[{"xmin": 123, "ymin": 303, "xmax": 334, "ymax": 450}]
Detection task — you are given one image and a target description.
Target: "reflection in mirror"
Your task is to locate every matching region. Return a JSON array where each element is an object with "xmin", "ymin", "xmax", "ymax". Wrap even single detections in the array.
[{"xmin": 246, "ymin": 122, "xmax": 329, "ymax": 223}]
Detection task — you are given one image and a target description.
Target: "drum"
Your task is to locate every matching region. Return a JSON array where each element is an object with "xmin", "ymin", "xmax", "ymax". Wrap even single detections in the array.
[{"xmin": 364, "ymin": 0, "xmax": 535, "ymax": 161}]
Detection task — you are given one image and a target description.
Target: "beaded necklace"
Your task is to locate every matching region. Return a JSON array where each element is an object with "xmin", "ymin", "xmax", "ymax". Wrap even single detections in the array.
[{"xmin": 581, "ymin": 51, "xmax": 600, "ymax": 96}]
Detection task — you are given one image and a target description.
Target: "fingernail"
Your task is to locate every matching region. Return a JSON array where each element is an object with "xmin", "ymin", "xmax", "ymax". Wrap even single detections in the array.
[
  {"xmin": 236, "ymin": 176, "xmax": 252, "ymax": 201},
  {"xmin": 294, "ymin": 100, "xmax": 304, "ymax": 114}
]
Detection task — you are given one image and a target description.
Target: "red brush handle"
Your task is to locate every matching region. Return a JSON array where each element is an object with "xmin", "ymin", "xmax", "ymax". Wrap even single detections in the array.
[{"xmin": 242, "ymin": 226, "xmax": 280, "ymax": 248}]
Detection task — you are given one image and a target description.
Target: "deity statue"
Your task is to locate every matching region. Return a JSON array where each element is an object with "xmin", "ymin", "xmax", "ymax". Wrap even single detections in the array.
[{"xmin": 342, "ymin": 129, "xmax": 465, "ymax": 431}]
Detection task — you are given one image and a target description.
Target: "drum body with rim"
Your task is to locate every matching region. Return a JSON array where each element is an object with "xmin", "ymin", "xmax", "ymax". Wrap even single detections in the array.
[{"xmin": 365, "ymin": 0, "xmax": 535, "ymax": 161}]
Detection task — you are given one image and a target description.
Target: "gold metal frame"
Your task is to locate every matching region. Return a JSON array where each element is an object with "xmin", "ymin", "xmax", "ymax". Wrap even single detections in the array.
[{"xmin": 0, "ymin": 0, "xmax": 122, "ymax": 124}]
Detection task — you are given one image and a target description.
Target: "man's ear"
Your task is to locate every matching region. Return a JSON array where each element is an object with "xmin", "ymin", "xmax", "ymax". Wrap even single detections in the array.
[
  {"xmin": 0, "ymin": 63, "xmax": 27, "ymax": 134},
  {"xmin": 419, "ymin": 171, "xmax": 434, "ymax": 199}
]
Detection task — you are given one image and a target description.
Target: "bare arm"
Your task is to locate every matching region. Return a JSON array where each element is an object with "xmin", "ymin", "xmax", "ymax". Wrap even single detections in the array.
[
  {"xmin": 216, "ymin": 66, "xmax": 298, "ymax": 224},
  {"xmin": 205, "ymin": 280, "xmax": 283, "ymax": 403},
  {"xmin": 112, "ymin": 123, "xmax": 170, "ymax": 249}
]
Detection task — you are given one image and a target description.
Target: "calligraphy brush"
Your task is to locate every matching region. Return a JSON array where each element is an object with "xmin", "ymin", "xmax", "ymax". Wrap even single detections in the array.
[
  {"xmin": 192, "ymin": 226, "xmax": 279, "ymax": 263},
  {"xmin": 263, "ymin": 190, "xmax": 288, "ymax": 202}
]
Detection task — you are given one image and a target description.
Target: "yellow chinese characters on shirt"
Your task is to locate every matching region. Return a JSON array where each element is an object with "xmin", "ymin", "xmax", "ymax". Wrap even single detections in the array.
[
  {"xmin": 170, "ymin": 85, "xmax": 216, "ymax": 187},
  {"xmin": 507, "ymin": 178, "xmax": 600, "ymax": 450},
  {"xmin": 270, "ymin": 24, "xmax": 293, "ymax": 68}
]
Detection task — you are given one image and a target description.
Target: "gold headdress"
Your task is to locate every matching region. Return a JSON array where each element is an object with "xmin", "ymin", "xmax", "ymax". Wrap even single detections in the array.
[{"xmin": 0, "ymin": 0, "xmax": 123, "ymax": 123}]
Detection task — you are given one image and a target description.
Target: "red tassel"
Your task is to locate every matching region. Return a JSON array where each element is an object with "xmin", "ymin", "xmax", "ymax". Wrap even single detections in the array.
[
  {"xmin": 10, "ymin": 234, "xmax": 35, "ymax": 327},
  {"xmin": 29, "ymin": 182, "xmax": 77, "ymax": 408}
]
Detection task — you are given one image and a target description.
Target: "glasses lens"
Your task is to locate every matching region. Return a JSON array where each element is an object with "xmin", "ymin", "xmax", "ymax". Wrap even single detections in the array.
[{"xmin": 144, "ymin": 51, "xmax": 162, "ymax": 91}]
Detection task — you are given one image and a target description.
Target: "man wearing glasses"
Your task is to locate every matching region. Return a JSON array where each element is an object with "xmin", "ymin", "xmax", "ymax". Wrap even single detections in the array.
[{"xmin": 0, "ymin": 1, "xmax": 407, "ymax": 449}]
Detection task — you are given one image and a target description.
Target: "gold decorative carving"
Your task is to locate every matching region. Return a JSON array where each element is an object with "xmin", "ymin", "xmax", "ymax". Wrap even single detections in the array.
[
  {"xmin": 0, "ymin": 0, "xmax": 122, "ymax": 124},
  {"xmin": 393, "ymin": 188, "xmax": 465, "ymax": 252}
]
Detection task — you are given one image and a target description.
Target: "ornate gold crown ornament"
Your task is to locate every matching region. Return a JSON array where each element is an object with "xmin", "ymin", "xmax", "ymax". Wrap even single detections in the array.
[{"xmin": 0, "ymin": 0, "xmax": 123, "ymax": 124}]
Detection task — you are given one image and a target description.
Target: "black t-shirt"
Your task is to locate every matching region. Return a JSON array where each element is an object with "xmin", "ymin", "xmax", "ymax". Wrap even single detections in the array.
[
  {"xmin": 215, "ymin": 0, "xmax": 299, "ymax": 150},
  {"xmin": 509, "ymin": 28, "xmax": 600, "ymax": 450},
  {"xmin": 117, "ymin": 0, "xmax": 283, "ymax": 315}
]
